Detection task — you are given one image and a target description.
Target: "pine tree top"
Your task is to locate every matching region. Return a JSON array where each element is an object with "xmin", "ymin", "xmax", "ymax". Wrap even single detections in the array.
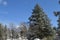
[{"xmin": 33, "ymin": 4, "xmax": 42, "ymax": 13}]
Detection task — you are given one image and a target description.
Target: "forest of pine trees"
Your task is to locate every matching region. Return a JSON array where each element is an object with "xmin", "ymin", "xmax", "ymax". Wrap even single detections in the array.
[{"xmin": 0, "ymin": 4, "xmax": 57, "ymax": 40}]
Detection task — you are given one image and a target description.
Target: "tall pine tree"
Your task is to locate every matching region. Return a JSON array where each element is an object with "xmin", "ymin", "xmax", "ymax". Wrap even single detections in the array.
[
  {"xmin": 0, "ymin": 24, "xmax": 4, "ymax": 40},
  {"xmin": 28, "ymin": 4, "xmax": 54, "ymax": 39}
]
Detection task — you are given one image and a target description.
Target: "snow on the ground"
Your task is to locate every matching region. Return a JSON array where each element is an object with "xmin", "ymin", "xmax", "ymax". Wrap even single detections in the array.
[
  {"xmin": 7, "ymin": 37, "xmax": 40, "ymax": 40},
  {"xmin": 7, "ymin": 37, "xmax": 28, "ymax": 40}
]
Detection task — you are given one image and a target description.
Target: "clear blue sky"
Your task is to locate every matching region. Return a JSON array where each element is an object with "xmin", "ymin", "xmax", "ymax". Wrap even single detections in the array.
[{"xmin": 0, "ymin": 0, "xmax": 60, "ymax": 27}]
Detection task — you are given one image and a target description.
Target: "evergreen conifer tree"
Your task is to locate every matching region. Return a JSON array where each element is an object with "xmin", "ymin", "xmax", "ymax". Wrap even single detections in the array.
[
  {"xmin": 0, "ymin": 24, "xmax": 3, "ymax": 40},
  {"xmin": 28, "ymin": 4, "xmax": 54, "ymax": 39}
]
